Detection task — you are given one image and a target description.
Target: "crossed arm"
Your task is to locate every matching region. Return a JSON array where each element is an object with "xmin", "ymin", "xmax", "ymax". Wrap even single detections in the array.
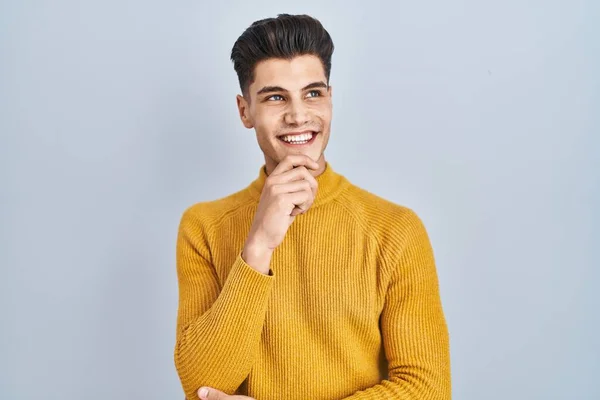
[
  {"xmin": 339, "ymin": 212, "xmax": 451, "ymax": 399},
  {"xmin": 175, "ymin": 209, "xmax": 451, "ymax": 400}
]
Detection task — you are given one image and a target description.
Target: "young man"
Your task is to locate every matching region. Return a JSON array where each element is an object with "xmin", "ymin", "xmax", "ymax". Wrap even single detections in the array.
[{"xmin": 174, "ymin": 14, "xmax": 451, "ymax": 400}]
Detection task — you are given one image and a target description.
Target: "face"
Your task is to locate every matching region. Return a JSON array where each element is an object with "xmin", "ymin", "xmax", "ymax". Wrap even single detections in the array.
[{"xmin": 236, "ymin": 54, "xmax": 333, "ymax": 175}]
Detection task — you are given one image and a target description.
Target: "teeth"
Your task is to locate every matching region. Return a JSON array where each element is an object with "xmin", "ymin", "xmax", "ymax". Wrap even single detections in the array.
[{"xmin": 280, "ymin": 133, "xmax": 314, "ymax": 143}]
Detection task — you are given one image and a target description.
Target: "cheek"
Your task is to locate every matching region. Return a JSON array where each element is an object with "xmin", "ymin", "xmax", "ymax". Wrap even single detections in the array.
[
  {"xmin": 254, "ymin": 109, "xmax": 282, "ymax": 133},
  {"xmin": 311, "ymin": 104, "xmax": 332, "ymax": 123}
]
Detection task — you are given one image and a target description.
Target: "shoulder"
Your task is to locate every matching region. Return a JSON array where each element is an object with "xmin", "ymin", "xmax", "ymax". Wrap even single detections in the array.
[
  {"xmin": 337, "ymin": 183, "xmax": 429, "ymax": 251},
  {"xmin": 178, "ymin": 188, "xmax": 254, "ymax": 232}
]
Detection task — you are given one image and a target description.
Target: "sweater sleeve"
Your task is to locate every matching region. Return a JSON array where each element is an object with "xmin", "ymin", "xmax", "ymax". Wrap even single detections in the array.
[
  {"xmin": 342, "ymin": 211, "xmax": 451, "ymax": 400},
  {"xmin": 174, "ymin": 209, "xmax": 275, "ymax": 400}
]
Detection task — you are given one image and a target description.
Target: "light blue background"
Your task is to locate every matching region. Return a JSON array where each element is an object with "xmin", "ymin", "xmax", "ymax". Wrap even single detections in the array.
[{"xmin": 1, "ymin": 1, "xmax": 598, "ymax": 399}]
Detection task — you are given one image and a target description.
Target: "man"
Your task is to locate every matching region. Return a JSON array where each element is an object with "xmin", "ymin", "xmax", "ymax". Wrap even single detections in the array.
[{"xmin": 174, "ymin": 14, "xmax": 451, "ymax": 400}]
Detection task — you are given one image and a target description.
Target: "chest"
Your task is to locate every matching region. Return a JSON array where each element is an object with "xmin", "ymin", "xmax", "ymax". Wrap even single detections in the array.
[{"xmin": 266, "ymin": 217, "xmax": 387, "ymax": 331}]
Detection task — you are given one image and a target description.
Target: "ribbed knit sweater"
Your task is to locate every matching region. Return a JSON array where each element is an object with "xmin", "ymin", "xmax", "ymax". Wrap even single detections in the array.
[{"xmin": 174, "ymin": 162, "xmax": 451, "ymax": 400}]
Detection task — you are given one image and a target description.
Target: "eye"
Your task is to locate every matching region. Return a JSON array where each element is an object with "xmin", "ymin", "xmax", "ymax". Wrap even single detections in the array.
[
  {"xmin": 306, "ymin": 90, "xmax": 322, "ymax": 98},
  {"xmin": 267, "ymin": 94, "xmax": 284, "ymax": 101}
]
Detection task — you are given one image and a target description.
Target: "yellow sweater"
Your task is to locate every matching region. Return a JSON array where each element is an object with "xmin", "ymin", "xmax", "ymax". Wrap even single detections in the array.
[{"xmin": 174, "ymin": 162, "xmax": 451, "ymax": 400}]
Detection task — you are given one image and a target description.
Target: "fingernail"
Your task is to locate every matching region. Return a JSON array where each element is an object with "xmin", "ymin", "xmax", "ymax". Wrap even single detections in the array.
[{"xmin": 199, "ymin": 387, "xmax": 208, "ymax": 399}]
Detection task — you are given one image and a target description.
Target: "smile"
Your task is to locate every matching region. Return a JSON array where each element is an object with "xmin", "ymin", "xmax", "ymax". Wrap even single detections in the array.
[{"xmin": 278, "ymin": 131, "xmax": 318, "ymax": 146}]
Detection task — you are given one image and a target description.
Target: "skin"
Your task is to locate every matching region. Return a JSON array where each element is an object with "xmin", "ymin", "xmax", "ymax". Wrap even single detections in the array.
[
  {"xmin": 198, "ymin": 387, "xmax": 255, "ymax": 400},
  {"xmin": 198, "ymin": 55, "xmax": 334, "ymax": 399},
  {"xmin": 236, "ymin": 54, "xmax": 333, "ymax": 177}
]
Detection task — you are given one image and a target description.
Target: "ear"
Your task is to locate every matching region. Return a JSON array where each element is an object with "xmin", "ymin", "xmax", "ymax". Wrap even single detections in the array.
[{"xmin": 236, "ymin": 94, "xmax": 254, "ymax": 129}]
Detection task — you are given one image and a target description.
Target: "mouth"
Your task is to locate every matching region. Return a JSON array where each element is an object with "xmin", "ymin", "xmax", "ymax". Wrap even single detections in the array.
[{"xmin": 277, "ymin": 130, "xmax": 319, "ymax": 147}]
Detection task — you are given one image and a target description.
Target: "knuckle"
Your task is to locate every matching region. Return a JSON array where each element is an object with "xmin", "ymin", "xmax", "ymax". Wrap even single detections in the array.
[{"xmin": 275, "ymin": 194, "xmax": 287, "ymax": 207}]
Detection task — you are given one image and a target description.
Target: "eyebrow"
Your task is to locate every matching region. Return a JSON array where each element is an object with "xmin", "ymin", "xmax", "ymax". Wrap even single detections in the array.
[{"xmin": 256, "ymin": 81, "xmax": 328, "ymax": 96}]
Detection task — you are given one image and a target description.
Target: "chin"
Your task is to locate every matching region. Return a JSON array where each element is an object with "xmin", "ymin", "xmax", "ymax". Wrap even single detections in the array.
[{"xmin": 283, "ymin": 146, "xmax": 321, "ymax": 159}]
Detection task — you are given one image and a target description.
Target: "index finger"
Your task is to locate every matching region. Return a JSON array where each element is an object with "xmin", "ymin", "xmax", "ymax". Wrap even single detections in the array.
[{"xmin": 271, "ymin": 154, "xmax": 319, "ymax": 177}]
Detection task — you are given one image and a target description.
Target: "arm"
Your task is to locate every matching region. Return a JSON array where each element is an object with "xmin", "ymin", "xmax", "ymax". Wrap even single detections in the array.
[
  {"xmin": 342, "ymin": 211, "xmax": 451, "ymax": 399},
  {"xmin": 174, "ymin": 209, "xmax": 275, "ymax": 400}
]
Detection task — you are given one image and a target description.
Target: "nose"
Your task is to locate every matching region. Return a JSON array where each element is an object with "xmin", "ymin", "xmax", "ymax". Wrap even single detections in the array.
[{"xmin": 283, "ymin": 99, "xmax": 309, "ymax": 126}]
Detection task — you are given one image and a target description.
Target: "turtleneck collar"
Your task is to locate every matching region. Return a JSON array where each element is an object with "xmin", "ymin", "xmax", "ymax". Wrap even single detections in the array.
[{"xmin": 247, "ymin": 161, "xmax": 349, "ymax": 208}]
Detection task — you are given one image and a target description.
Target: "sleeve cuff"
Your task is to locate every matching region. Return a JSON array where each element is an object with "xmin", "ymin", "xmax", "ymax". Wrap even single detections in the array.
[{"xmin": 212, "ymin": 252, "xmax": 275, "ymax": 320}]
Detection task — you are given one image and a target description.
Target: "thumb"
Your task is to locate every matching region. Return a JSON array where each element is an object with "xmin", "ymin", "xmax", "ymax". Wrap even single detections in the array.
[{"xmin": 198, "ymin": 386, "xmax": 227, "ymax": 400}]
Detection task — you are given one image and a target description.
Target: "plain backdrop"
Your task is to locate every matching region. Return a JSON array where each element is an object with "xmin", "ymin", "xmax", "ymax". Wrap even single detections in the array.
[{"xmin": 1, "ymin": 1, "xmax": 598, "ymax": 399}]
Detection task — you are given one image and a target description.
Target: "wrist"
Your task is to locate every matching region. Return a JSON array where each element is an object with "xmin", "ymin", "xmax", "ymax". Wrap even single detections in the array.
[{"xmin": 242, "ymin": 239, "xmax": 273, "ymax": 275}]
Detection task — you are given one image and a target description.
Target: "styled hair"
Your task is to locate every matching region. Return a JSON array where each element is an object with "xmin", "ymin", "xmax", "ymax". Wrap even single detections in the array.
[{"xmin": 230, "ymin": 14, "xmax": 334, "ymax": 97}]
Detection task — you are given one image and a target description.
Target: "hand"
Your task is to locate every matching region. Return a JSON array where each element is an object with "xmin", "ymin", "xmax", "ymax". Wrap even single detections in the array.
[
  {"xmin": 198, "ymin": 386, "xmax": 255, "ymax": 400},
  {"xmin": 248, "ymin": 154, "xmax": 319, "ymax": 248},
  {"xmin": 242, "ymin": 155, "xmax": 319, "ymax": 272}
]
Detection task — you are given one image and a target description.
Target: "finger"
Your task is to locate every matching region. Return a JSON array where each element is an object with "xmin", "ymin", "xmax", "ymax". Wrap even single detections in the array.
[
  {"xmin": 271, "ymin": 180, "xmax": 313, "ymax": 196},
  {"xmin": 285, "ymin": 190, "xmax": 313, "ymax": 214},
  {"xmin": 273, "ymin": 181, "xmax": 314, "ymax": 214},
  {"xmin": 269, "ymin": 166, "xmax": 318, "ymax": 198},
  {"xmin": 198, "ymin": 386, "xmax": 226, "ymax": 400},
  {"xmin": 290, "ymin": 206, "xmax": 304, "ymax": 217},
  {"xmin": 271, "ymin": 154, "xmax": 319, "ymax": 176}
]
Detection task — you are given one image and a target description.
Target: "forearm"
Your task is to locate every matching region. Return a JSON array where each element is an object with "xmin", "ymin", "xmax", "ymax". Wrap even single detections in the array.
[
  {"xmin": 340, "ymin": 367, "xmax": 451, "ymax": 399},
  {"xmin": 340, "ymin": 380, "xmax": 415, "ymax": 399},
  {"xmin": 175, "ymin": 254, "xmax": 274, "ymax": 399},
  {"xmin": 342, "ymin": 322, "xmax": 451, "ymax": 399}
]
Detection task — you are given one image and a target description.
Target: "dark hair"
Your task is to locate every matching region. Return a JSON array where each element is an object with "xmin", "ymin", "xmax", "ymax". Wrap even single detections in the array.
[{"xmin": 230, "ymin": 14, "xmax": 334, "ymax": 97}]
